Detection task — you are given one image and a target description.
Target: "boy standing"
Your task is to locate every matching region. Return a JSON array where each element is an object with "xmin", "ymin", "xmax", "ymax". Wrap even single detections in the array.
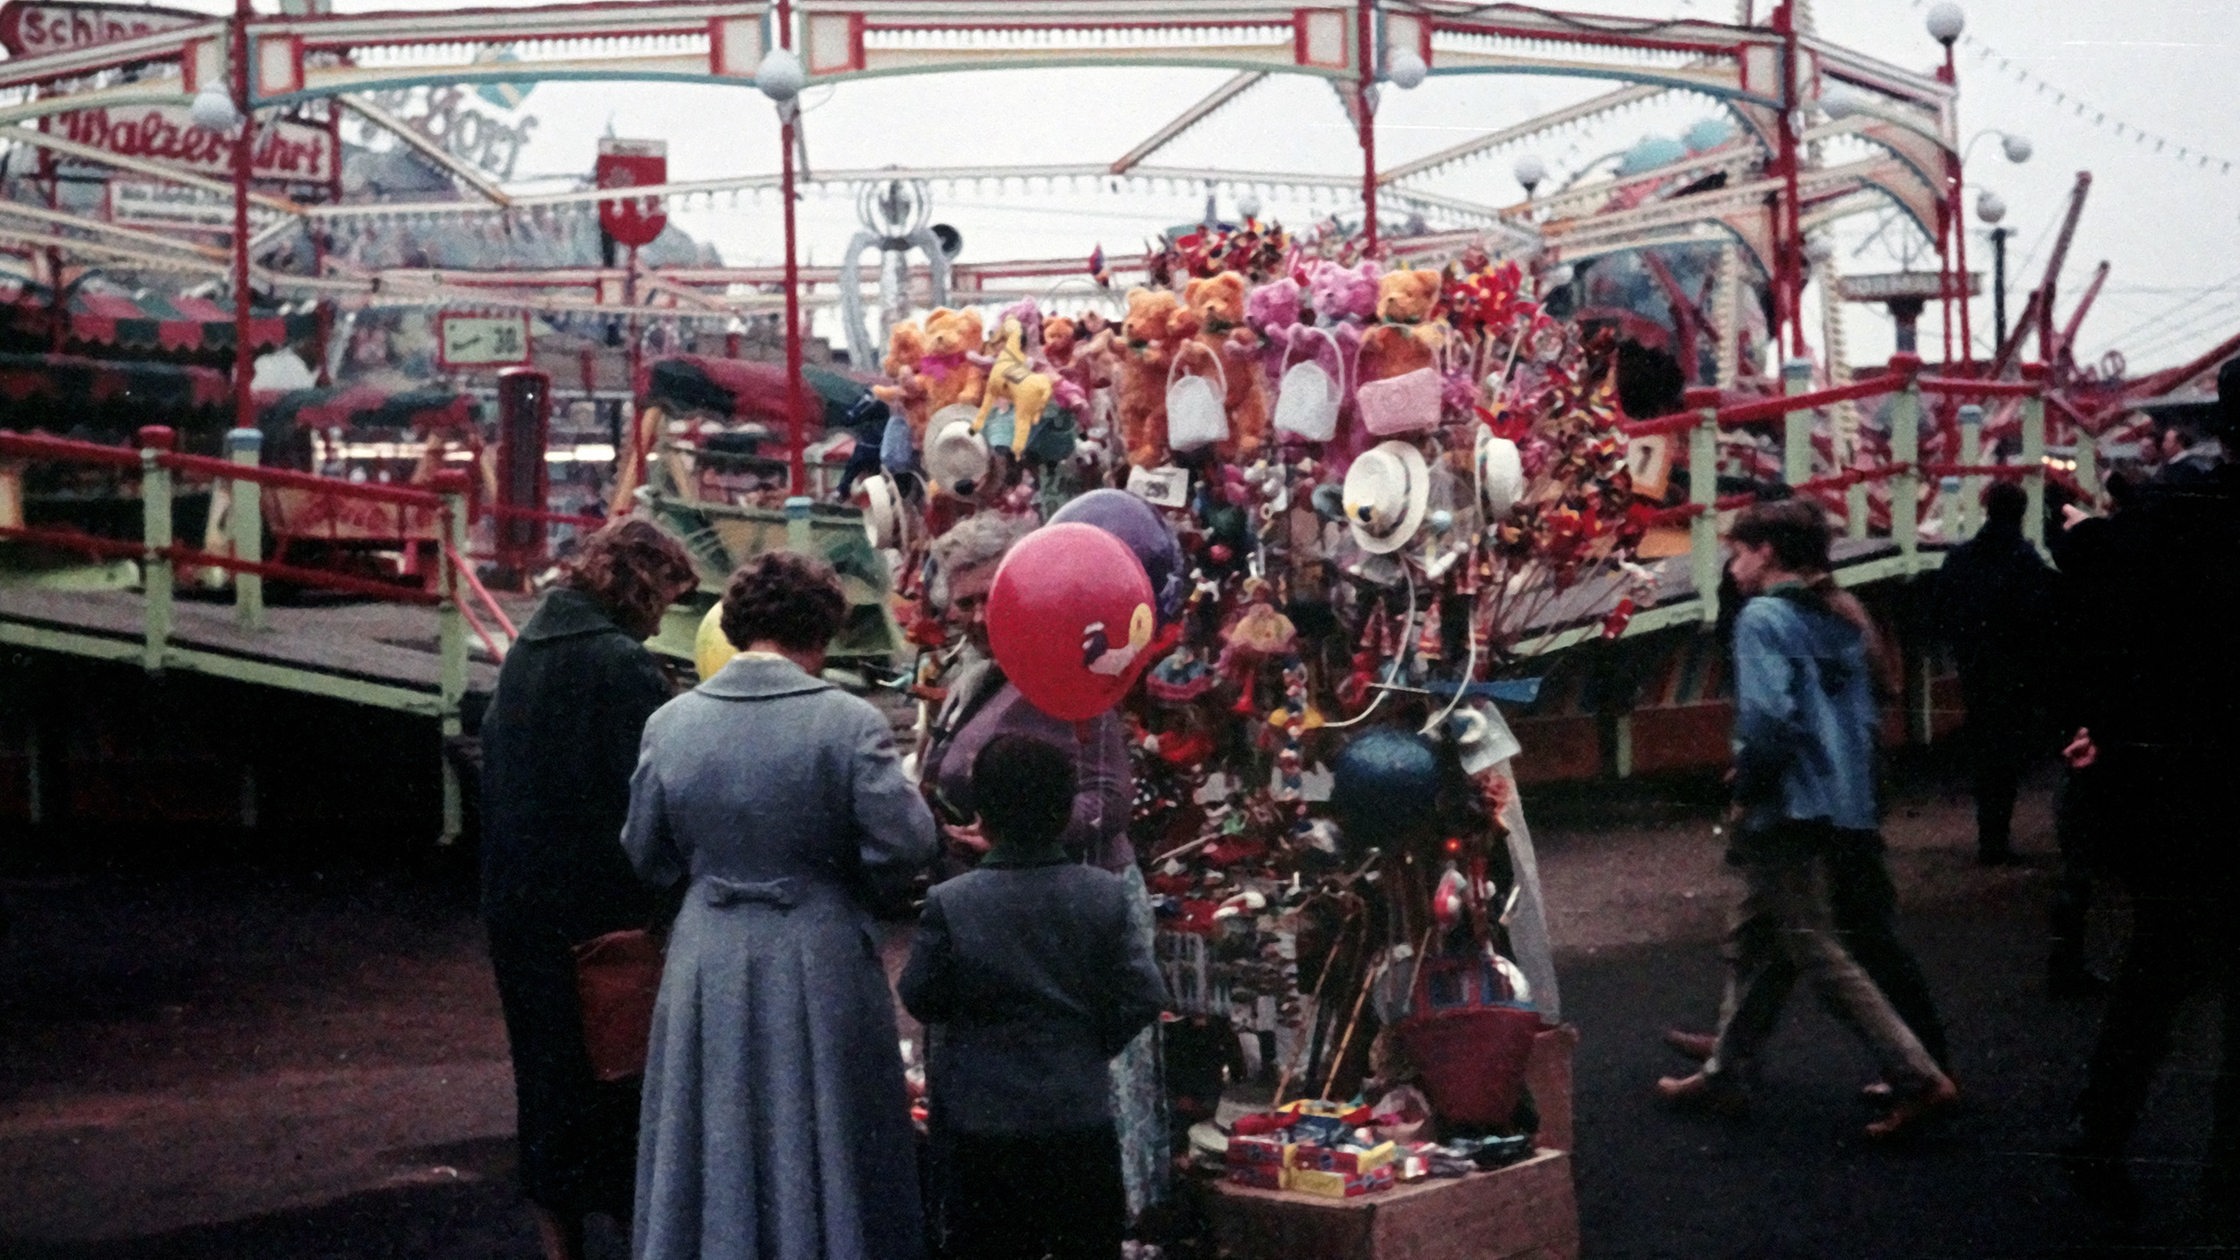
[{"xmin": 900, "ymin": 734, "xmax": 1168, "ymax": 1260}]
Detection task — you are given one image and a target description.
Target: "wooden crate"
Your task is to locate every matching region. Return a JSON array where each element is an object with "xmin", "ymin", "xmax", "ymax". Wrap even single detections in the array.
[
  {"xmin": 1208, "ymin": 1024, "xmax": 1581, "ymax": 1260},
  {"xmin": 1210, "ymin": 1149, "xmax": 1578, "ymax": 1260}
]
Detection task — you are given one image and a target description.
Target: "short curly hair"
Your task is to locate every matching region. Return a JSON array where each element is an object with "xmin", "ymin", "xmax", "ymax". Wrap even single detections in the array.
[
  {"xmin": 719, "ymin": 551, "xmax": 848, "ymax": 653},
  {"xmin": 557, "ymin": 519, "xmax": 698, "ymax": 632}
]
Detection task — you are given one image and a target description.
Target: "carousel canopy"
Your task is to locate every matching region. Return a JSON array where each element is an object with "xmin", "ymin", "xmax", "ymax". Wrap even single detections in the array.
[
  {"xmin": 0, "ymin": 350, "xmax": 230, "ymax": 439},
  {"xmin": 0, "ymin": 280, "xmax": 316, "ymax": 359}
]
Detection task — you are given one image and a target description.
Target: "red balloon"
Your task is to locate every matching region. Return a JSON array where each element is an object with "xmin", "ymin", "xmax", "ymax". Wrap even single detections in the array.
[{"xmin": 988, "ymin": 523, "xmax": 1157, "ymax": 722}]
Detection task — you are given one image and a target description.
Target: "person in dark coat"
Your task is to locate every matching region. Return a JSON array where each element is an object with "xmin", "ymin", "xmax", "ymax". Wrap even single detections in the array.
[
  {"xmin": 2060, "ymin": 373, "xmax": 2240, "ymax": 1227},
  {"xmin": 1931, "ymin": 479, "xmax": 2052, "ymax": 865},
  {"xmin": 900, "ymin": 734, "xmax": 1168, "ymax": 1260},
  {"xmin": 480, "ymin": 519, "xmax": 700, "ymax": 1260}
]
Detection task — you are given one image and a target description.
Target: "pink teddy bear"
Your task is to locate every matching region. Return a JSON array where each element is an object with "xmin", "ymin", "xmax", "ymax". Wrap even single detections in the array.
[
  {"xmin": 1244, "ymin": 277, "xmax": 1303, "ymax": 392},
  {"xmin": 1302, "ymin": 259, "xmax": 1383, "ymax": 466}
]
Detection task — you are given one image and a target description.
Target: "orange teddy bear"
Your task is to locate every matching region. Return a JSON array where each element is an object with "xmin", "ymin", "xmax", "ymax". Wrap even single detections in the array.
[
  {"xmin": 1181, "ymin": 271, "xmax": 1271, "ymax": 463},
  {"xmin": 916, "ymin": 306, "xmax": 987, "ymax": 421},
  {"xmin": 1356, "ymin": 268, "xmax": 1447, "ymax": 385},
  {"xmin": 1114, "ymin": 289, "xmax": 1199, "ymax": 469},
  {"xmin": 873, "ymin": 320, "xmax": 933, "ymax": 441}
]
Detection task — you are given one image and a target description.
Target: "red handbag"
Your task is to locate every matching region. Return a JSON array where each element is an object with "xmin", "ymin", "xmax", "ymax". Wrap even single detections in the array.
[
  {"xmin": 1392, "ymin": 945, "xmax": 1546, "ymax": 1130},
  {"xmin": 572, "ymin": 928, "xmax": 664, "ymax": 1082}
]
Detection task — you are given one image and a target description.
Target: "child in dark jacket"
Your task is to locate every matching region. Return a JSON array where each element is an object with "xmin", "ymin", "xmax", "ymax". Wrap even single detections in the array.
[{"xmin": 899, "ymin": 733, "xmax": 1168, "ymax": 1260}]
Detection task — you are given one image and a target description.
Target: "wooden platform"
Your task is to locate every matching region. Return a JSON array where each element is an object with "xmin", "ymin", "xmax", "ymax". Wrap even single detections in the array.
[{"xmin": 0, "ymin": 585, "xmax": 510, "ymax": 714}]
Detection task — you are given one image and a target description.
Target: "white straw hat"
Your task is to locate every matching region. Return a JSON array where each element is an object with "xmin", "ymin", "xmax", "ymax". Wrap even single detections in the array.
[
  {"xmin": 1475, "ymin": 427, "xmax": 1526, "ymax": 522},
  {"xmin": 922, "ymin": 405, "xmax": 990, "ymax": 499},
  {"xmin": 1342, "ymin": 440, "xmax": 1431, "ymax": 555}
]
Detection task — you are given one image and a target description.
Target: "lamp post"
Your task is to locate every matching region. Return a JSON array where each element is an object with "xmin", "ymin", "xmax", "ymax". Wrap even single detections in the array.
[
  {"xmin": 1975, "ymin": 189, "xmax": 2013, "ymax": 348},
  {"xmin": 1353, "ymin": 0, "xmax": 1427, "ymax": 256},
  {"xmin": 756, "ymin": 35, "xmax": 808, "ymax": 500},
  {"xmin": 1926, "ymin": 1, "xmax": 1965, "ymax": 367},
  {"xmin": 191, "ymin": 0, "xmax": 254, "ymax": 436}
]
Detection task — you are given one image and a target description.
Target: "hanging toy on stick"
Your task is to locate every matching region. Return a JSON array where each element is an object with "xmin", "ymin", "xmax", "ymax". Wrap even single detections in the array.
[{"xmin": 987, "ymin": 523, "xmax": 1158, "ymax": 721}]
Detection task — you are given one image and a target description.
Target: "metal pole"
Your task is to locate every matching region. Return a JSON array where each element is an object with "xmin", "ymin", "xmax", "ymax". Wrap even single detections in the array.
[
  {"xmin": 1781, "ymin": 357, "xmax": 1814, "ymax": 488},
  {"xmin": 230, "ymin": 0, "xmax": 255, "ymax": 436},
  {"xmin": 226, "ymin": 426, "xmax": 265, "ymax": 630},
  {"xmin": 434, "ymin": 469, "xmax": 470, "ymax": 844},
  {"xmin": 1890, "ymin": 356, "xmax": 1923, "ymax": 574},
  {"xmin": 1774, "ymin": 2, "xmax": 1807, "ymax": 357},
  {"xmin": 1947, "ymin": 47, "xmax": 1974, "ymax": 368},
  {"xmin": 1356, "ymin": 0, "xmax": 1378, "ymax": 255},
  {"xmin": 1956, "ymin": 403, "xmax": 1984, "ymax": 538},
  {"xmin": 1991, "ymin": 226, "xmax": 2010, "ymax": 348},
  {"xmin": 778, "ymin": 0, "xmax": 808, "ymax": 498},
  {"xmin": 2019, "ymin": 363, "xmax": 2047, "ymax": 555},
  {"xmin": 1689, "ymin": 406, "xmax": 1720, "ymax": 623},
  {"xmin": 139, "ymin": 425, "xmax": 177, "ymax": 673}
]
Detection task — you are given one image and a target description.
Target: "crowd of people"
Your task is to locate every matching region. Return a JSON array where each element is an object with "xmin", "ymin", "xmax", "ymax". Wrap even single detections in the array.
[
  {"xmin": 1653, "ymin": 364, "xmax": 2239, "ymax": 1230},
  {"xmin": 469, "ymin": 363, "xmax": 2236, "ymax": 1258},
  {"xmin": 478, "ymin": 520, "xmax": 1167, "ymax": 1260}
]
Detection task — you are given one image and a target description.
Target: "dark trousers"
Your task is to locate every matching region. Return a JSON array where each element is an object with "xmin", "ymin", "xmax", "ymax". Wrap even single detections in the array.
[
  {"xmin": 1708, "ymin": 829, "xmax": 1944, "ymax": 1088},
  {"xmin": 2048, "ymin": 771, "xmax": 2101, "ymax": 980},
  {"xmin": 2075, "ymin": 883, "xmax": 2240, "ymax": 1186},
  {"xmin": 946, "ymin": 1123, "xmax": 1125, "ymax": 1260},
  {"xmin": 1825, "ymin": 830, "xmax": 1951, "ymax": 1069},
  {"xmin": 485, "ymin": 918, "xmax": 642, "ymax": 1221},
  {"xmin": 1964, "ymin": 693, "xmax": 2030, "ymax": 860}
]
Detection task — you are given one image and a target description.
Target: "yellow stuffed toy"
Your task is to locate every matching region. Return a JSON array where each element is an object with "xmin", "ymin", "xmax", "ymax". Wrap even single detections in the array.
[{"xmin": 973, "ymin": 316, "xmax": 1057, "ymax": 457}]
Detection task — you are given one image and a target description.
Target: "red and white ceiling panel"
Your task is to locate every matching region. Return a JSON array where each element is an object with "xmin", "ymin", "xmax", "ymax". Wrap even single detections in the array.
[{"xmin": 788, "ymin": 1, "xmax": 1358, "ymax": 82}]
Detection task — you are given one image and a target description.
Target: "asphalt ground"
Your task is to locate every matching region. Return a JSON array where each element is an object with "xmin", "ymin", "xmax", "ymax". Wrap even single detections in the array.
[{"xmin": 0, "ymin": 764, "xmax": 2227, "ymax": 1259}]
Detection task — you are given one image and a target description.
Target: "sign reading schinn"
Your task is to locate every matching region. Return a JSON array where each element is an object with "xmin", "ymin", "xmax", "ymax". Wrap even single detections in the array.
[{"xmin": 0, "ymin": 0, "xmax": 203, "ymax": 56}]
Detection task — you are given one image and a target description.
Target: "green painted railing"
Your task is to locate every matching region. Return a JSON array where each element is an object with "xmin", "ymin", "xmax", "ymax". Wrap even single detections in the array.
[{"xmin": 0, "ymin": 425, "xmax": 474, "ymax": 842}]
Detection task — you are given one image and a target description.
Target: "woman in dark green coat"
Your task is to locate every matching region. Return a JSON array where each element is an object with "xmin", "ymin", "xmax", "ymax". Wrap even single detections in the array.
[{"xmin": 480, "ymin": 520, "xmax": 698, "ymax": 1260}]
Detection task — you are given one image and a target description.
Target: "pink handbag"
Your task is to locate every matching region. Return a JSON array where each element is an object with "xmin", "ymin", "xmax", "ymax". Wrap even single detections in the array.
[{"xmin": 1356, "ymin": 329, "xmax": 1448, "ymax": 437}]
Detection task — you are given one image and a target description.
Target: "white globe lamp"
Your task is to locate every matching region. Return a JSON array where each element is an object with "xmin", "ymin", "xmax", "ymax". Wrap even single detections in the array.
[
  {"xmin": 1975, "ymin": 190, "xmax": 2007, "ymax": 225},
  {"xmin": 190, "ymin": 85, "xmax": 243, "ymax": 133},
  {"xmin": 755, "ymin": 49, "xmax": 806, "ymax": 104},
  {"xmin": 2001, "ymin": 133, "xmax": 2033, "ymax": 164},
  {"xmin": 1385, "ymin": 47, "xmax": 1428, "ymax": 90},
  {"xmin": 1512, "ymin": 154, "xmax": 1547, "ymax": 196},
  {"xmin": 1925, "ymin": 2, "xmax": 1965, "ymax": 46}
]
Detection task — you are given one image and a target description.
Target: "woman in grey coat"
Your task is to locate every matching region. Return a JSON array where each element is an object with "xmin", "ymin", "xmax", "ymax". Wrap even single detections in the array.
[{"xmin": 625, "ymin": 552, "xmax": 938, "ymax": 1260}]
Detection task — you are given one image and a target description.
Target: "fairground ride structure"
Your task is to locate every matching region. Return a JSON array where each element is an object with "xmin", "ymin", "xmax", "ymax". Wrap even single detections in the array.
[{"xmin": 0, "ymin": 0, "xmax": 2004, "ymax": 473}]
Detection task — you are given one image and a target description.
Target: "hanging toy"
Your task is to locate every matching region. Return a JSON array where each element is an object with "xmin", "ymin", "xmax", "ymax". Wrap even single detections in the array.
[{"xmin": 1432, "ymin": 861, "xmax": 1471, "ymax": 932}]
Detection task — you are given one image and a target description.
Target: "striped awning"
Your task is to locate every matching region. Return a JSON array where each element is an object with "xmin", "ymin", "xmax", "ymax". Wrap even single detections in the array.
[{"xmin": 2, "ymin": 281, "xmax": 317, "ymax": 357}]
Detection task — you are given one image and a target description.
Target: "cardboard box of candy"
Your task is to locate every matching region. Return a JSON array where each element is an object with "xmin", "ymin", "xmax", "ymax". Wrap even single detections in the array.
[
  {"xmin": 1290, "ymin": 1140, "xmax": 1396, "ymax": 1176},
  {"xmin": 1284, "ymin": 1163, "xmax": 1398, "ymax": 1199}
]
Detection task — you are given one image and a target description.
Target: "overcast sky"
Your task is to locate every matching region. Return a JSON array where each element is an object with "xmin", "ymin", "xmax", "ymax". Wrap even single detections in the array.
[{"xmin": 27, "ymin": 0, "xmax": 2240, "ymax": 375}]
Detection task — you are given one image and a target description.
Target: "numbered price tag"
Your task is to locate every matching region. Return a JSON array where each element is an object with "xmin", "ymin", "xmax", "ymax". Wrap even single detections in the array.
[
  {"xmin": 437, "ymin": 314, "xmax": 532, "ymax": 369},
  {"xmin": 1126, "ymin": 464, "xmax": 1190, "ymax": 508}
]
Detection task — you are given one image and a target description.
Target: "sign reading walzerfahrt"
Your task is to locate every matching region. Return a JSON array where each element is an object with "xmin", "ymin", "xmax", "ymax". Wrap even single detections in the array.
[
  {"xmin": 0, "ymin": 0, "xmax": 203, "ymax": 56},
  {"xmin": 46, "ymin": 105, "xmax": 337, "ymax": 184}
]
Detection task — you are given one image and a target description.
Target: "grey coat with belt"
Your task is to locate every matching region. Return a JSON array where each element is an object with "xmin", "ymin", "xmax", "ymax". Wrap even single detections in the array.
[{"xmin": 624, "ymin": 654, "xmax": 938, "ymax": 1260}]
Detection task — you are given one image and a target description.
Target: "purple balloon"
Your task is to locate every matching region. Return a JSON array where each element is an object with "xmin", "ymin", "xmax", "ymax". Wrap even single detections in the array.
[{"xmin": 1049, "ymin": 489, "xmax": 1186, "ymax": 623}]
